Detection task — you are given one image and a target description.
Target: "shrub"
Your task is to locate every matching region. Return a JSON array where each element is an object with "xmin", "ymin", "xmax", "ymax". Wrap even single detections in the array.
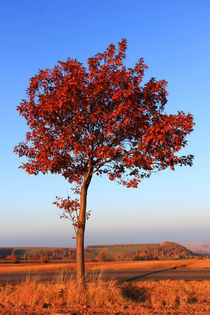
[
  {"xmin": 96, "ymin": 251, "xmax": 108, "ymax": 262},
  {"xmin": 7, "ymin": 253, "xmax": 19, "ymax": 264},
  {"xmin": 40, "ymin": 254, "xmax": 49, "ymax": 263}
]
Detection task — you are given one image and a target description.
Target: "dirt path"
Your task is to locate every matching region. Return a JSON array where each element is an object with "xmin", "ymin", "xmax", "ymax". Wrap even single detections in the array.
[{"xmin": 0, "ymin": 268, "xmax": 210, "ymax": 284}]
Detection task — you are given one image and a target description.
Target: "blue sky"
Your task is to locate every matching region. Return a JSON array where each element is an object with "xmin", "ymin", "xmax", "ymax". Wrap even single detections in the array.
[{"xmin": 0, "ymin": 0, "xmax": 209, "ymax": 247}]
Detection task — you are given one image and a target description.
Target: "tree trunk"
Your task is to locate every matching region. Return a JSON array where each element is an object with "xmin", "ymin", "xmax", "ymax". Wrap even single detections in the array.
[
  {"xmin": 76, "ymin": 185, "xmax": 87, "ymax": 282},
  {"xmin": 76, "ymin": 161, "xmax": 93, "ymax": 282}
]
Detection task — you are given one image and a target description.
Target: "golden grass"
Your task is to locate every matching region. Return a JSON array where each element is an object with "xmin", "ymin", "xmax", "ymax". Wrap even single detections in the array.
[
  {"xmin": 0, "ymin": 274, "xmax": 125, "ymax": 312},
  {"xmin": 86, "ymin": 258, "xmax": 210, "ymax": 271},
  {"xmin": 0, "ymin": 263, "xmax": 75, "ymax": 273},
  {"xmin": 0, "ymin": 275, "xmax": 209, "ymax": 313},
  {"xmin": 184, "ymin": 259, "xmax": 210, "ymax": 269},
  {"xmin": 0, "ymin": 258, "xmax": 209, "ymax": 274},
  {"xmin": 130, "ymin": 280, "xmax": 210, "ymax": 307}
]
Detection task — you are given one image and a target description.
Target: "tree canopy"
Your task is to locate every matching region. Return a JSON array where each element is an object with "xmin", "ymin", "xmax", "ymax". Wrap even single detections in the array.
[{"xmin": 15, "ymin": 39, "xmax": 194, "ymax": 189}]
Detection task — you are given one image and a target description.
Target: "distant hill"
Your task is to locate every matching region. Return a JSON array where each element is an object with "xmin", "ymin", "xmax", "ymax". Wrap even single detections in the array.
[
  {"xmin": 0, "ymin": 242, "xmax": 201, "ymax": 261},
  {"xmin": 181, "ymin": 242, "xmax": 210, "ymax": 258},
  {"xmin": 86, "ymin": 242, "xmax": 201, "ymax": 261}
]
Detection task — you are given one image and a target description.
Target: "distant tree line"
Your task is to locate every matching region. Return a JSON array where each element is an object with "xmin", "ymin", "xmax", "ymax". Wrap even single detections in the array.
[
  {"xmin": 0, "ymin": 242, "xmax": 202, "ymax": 262},
  {"xmin": 0, "ymin": 248, "xmax": 76, "ymax": 261}
]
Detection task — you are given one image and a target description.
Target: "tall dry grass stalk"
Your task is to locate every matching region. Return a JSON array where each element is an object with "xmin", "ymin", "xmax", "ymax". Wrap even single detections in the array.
[
  {"xmin": 0, "ymin": 272, "xmax": 209, "ymax": 311},
  {"xmin": 123, "ymin": 280, "xmax": 210, "ymax": 308},
  {"xmin": 0, "ymin": 272, "xmax": 124, "ymax": 309}
]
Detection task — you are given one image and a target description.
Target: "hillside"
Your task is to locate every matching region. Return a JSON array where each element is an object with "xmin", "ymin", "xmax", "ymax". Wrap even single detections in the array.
[
  {"xmin": 86, "ymin": 242, "xmax": 201, "ymax": 261},
  {"xmin": 181, "ymin": 242, "xmax": 210, "ymax": 258},
  {"xmin": 0, "ymin": 242, "xmax": 201, "ymax": 262}
]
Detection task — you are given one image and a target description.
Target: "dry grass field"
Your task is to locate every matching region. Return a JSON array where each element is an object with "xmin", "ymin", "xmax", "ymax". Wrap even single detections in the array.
[
  {"xmin": 0, "ymin": 262, "xmax": 75, "ymax": 274},
  {"xmin": 0, "ymin": 275, "xmax": 209, "ymax": 314},
  {"xmin": 0, "ymin": 258, "xmax": 209, "ymax": 274},
  {"xmin": 87, "ymin": 258, "xmax": 210, "ymax": 271},
  {"xmin": 1, "ymin": 259, "xmax": 209, "ymax": 313}
]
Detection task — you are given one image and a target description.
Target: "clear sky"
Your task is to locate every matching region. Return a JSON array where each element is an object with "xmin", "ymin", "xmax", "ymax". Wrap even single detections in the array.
[{"xmin": 0, "ymin": 0, "xmax": 209, "ymax": 247}]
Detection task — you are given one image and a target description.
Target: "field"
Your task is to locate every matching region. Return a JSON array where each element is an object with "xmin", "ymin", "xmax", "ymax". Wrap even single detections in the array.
[
  {"xmin": 0, "ymin": 276, "xmax": 209, "ymax": 314},
  {"xmin": 0, "ymin": 259, "xmax": 209, "ymax": 313},
  {"xmin": 0, "ymin": 257, "xmax": 210, "ymax": 315},
  {"xmin": 0, "ymin": 258, "xmax": 210, "ymax": 274}
]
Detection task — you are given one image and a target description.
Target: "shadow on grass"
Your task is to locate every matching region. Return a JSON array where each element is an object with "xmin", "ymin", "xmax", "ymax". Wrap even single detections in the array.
[{"xmin": 121, "ymin": 283, "xmax": 147, "ymax": 302}]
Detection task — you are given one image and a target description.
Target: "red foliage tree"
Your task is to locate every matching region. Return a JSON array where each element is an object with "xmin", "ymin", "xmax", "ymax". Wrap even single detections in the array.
[{"xmin": 14, "ymin": 39, "xmax": 194, "ymax": 281}]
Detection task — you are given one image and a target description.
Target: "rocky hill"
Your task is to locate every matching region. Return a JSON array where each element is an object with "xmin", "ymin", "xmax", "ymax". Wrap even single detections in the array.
[
  {"xmin": 87, "ymin": 242, "xmax": 201, "ymax": 260},
  {"xmin": 0, "ymin": 242, "xmax": 201, "ymax": 261}
]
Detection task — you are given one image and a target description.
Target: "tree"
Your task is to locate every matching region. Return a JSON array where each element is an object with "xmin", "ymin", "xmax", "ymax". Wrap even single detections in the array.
[
  {"xmin": 39, "ymin": 253, "xmax": 49, "ymax": 263},
  {"xmin": 96, "ymin": 251, "xmax": 108, "ymax": 262},
  {"xmin": 14, "ymin": 39, "xmax": 194, "ymax": 282}
]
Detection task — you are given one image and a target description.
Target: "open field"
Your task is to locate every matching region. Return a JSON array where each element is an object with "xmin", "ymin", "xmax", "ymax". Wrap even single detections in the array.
[
  {"xmin": 0, "ymin": 258, "xmax": 209, "ymax": 313},
  {"xmin": 86, "ymin": 258, "xmax": 210, "ymax": 271},
  {"xmin": 0, "ymin": 258, "xmax": 209, "ymax": 274},
  {"xmin": 0, "ymin": 277, "xmax": 209, "ymax": 314}
]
